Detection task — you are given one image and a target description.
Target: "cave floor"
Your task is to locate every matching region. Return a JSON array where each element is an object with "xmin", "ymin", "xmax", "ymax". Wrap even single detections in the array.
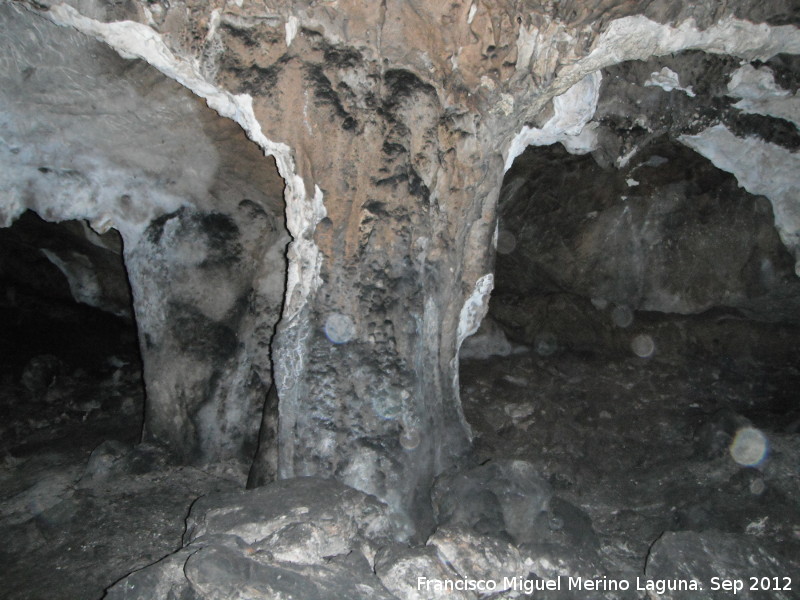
[
  {"xmin": 1, "ymin": 351, "xmax": 799, "ymax": 599},
  {"xmin": 0, "ymin": 361, "xmax": 244, "ymax": 600},
  {"xmin": 461, "ymin": 350, "xmax": 800, "ymax": 577}
]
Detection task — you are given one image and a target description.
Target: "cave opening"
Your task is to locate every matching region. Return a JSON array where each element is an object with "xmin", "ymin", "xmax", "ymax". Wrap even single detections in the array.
[
  {"xmin": 3, "ymin": 0, "xmax": 800, "ymax": 597},
  {"xmin": 0, "ymin": 209, "xmax": 145, "ymax": 456},
  {"xmin": 0, "ymin": 4, "xmax": 292, "ymax": 596},
  {"xmin": 458, "ymin": 134, "xmax": 800, "ymax": 570}
]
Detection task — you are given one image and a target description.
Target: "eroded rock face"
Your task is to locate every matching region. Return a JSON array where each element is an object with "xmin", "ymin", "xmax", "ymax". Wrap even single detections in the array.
[
  {"xmin": 493, "ymin": 48, "xmax": 800, "ymax": 364},
  {"xmin": 129, "ymin": 203, "xmax": 287, "ymax": 462},
  {"xmin": 106, "ymin": 477, "xmax": 400, "ymax": 600},
  {"xmin": 497, "ymin": 143, "xmax": 800, "ymax": 318},
  {"xmin": 2, "ymin": 0, "xmax": 799, "ymax": 525},
  {"xmin": 645, "ymin": 531, "xmax": 797, "ymax": 600},
  {"xmin": 432, "ymin": 459, "xmax": 551, "ymax": 545},
  {"xmin": 1, "ymin": 2, "xmax": 288, "ymax": 464}
]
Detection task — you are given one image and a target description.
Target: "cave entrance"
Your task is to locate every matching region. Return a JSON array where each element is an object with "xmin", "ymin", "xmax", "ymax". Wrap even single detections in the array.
[
  {"xmin": 458, "ymin": 137, "xmax": 800, "ymax": 555},
  {"xmin": 0, "ymin": 209, "xmax": 144, "ymax": 456}
]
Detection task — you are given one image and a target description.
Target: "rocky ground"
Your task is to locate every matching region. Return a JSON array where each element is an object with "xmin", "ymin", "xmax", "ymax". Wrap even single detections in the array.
[
  {"xmin": 1, "ymin": 346, "xmax": 798, "ymax": 599},
  {"xmin": 0, "ymin": 357, "xmax": 244, "ymax": 600},
  {"xmin": 461, "ymin": 350, "xmax": 800, "ymax": 596}
]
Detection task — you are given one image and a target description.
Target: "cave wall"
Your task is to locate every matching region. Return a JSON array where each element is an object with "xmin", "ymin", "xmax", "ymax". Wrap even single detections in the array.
[
  {"xmin": 493, "ymin": 49, "xmax": 800, "ymax": 365},
  {"xmin": 1, "ymin": 0, "xmax": 799, "ymax": 526},
  {"xmin": 493, "ymin": 144, "xmax": 800, "ymax": 364},
  {"xmin": 0, "ymin": 2, "xmax": 289, "ymax": 464}
]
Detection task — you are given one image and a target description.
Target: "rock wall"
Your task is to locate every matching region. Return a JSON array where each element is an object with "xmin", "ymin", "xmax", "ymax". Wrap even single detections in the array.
[
  {"xmin": 2, "ymin": 0, "xmax": 799, "ymax": 526},
  {"xmin": 493, "ymin": 49, "xmax": 800, "ymax": 364},
  {"xmin": 0, "ymin": 2, "xmax": 289, "ymax": 464},
  {"xmin": 496, "ymin": 142, "xmax": 800, "ymax": 319}
]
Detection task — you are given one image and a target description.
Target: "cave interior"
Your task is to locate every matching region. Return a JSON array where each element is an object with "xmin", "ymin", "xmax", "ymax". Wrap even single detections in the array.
[{"xmin": 1, "ymin": 1, "xmax": 799, "ymax": 599}]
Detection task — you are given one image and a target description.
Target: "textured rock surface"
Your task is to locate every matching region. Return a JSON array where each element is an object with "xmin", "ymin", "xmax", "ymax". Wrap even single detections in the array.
[
  {"xmin": 1, "ymin": 2, "xmax": 800, "ymax": 599},
  {"xmin": 184, "ymin": 477, "xmax": 398, "ymax": 556},
  {"xmin": 432, "ymin": 459, "xmax": 551, "ymax": 545},
  {"xmin": 375, "ymin": 545, "xmax": 475, "ymax": 600},
  {"xmin": 182, "ymin": 542, "xmax": 397, "ymax": 600},
  {"xmin": 492, "ymin": 49, "xmax": 800, "ymax": 363},
  {"xmin": 2, "ymin": 346, "xmax": 799, "ymax": 598},
  {"xmin": 106, "ymin": 477, "xmax": 400, "ymax": 599},
  {"xmin": 0, "ymin": 382, "xmax": 241, "ymax": 600},
  {"xmin": 2, "ymin": 0, "xmax": 800, "ymax": 544},
  {"xmin": 646, "ymin": 531, "xmax": 799, "ymax": 599},
  {"xmin": 1, "ymin": 2, "xmax": 288, "ymax": 464},
  {"xmin": 427, "ymin": 525, "xmax": 525, "ymax": 585},
  {"xmin": 497, "ymin": 143, "xmax": 800, "ymax": 320},
  {"xmin": 460, "ymin": 352, "xmax": 800, "ymax": 599}
]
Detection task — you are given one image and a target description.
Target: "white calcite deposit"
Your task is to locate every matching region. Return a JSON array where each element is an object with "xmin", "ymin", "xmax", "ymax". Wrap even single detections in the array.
[{"xmin": 681, "ymin": 124, "xmax": 800, "ymax": 274}]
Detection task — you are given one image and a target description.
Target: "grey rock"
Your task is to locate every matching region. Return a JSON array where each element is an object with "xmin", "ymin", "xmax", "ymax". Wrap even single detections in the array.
[
  {"xmin": 105, "ymin": 547, "xmax": 202, "ymax": 600},
  {"xmin": 80, "ymin": 440, "xmax": 133, "ymax": 484},
  {"xmin": 108, "ymin": 478, "xmax": 402, "ymax": 600},
  {"xmin": 427, "ymin": 525, "xmax": 525, "ymax": 585},
  {"xmin": 645, "ymin": 530, "xmax": 799, "ymax": 599},
  {"xmin": 375, "ymin": 544, "xmax": 476, "ymax": 600},
  {"xmin": 525, "ymin": 496, "xmax": 599, "ymax": 552},
  {"xmin": 432, "ymin": 460, "xmax": 551, "ymax": 545},
  {"xmin": 0, "ymin": 469, "xmax": 77, "ymax": 525},
  {"xmin": 184, "ymin": 542, "xmax": 397, "ymax": 600},
  {"xmin": 185, "ymin": 477, "xmax": 398, "ymax": 563}
]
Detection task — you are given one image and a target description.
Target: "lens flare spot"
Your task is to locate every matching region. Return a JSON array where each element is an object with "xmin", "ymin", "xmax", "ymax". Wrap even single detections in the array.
[
  {"xmin": 324, "ymin": 312, "xmax": 355, "ymax": 344},
  {"xmin": 400, "ymin": 428, "xmax": 420, "ymax": 450},
  {"xmin": 631, "ymin": 334, "xmax": 655, "ymax": 358},
  {"xmin": 496, "ymin": 230, "xmax": 517, "ymax": 254},
  {"xmin": 611, "ymin": 305, "xmax": 634, "ymax": 328},
  {"xmin": 372, "ymin": 396, "xmax": 401, "ymax": 420},
  {"xmin": 730, "ymin": 427, "xmax": 768, "ymax": 467}
]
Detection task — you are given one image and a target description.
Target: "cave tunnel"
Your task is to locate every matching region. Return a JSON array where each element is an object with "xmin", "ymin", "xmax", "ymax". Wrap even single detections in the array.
[
  {"xmin": 2, "ymin": 1, "xmax": 800, "ymax": 599},
  {"xmin": 0, "ymin": 210, "xmax": 144, "ymax": 455}
]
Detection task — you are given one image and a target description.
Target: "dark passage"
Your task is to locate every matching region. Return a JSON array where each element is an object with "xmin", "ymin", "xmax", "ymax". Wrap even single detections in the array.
[
  {"xmin": 0, "ymin": 212, "xmax": 245, "ymax": 600},
  {"xmin": 458, "ymin": 139, "xmax": 800, "ymax": 588},
  {"xmin": 0, "ymin": 210, "xmax": 144, "ymax": 456}
]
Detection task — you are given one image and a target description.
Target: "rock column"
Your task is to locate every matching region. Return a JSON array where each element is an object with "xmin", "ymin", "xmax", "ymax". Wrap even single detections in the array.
[{"xmin": 236, "ymin": 37, "xmax": 503, "ymax": 526}]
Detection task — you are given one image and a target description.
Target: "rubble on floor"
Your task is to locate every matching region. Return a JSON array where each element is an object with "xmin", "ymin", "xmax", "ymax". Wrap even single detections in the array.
[{"xmin": 2, "ymin": 349, "xmax": 797, "ymax": 599}]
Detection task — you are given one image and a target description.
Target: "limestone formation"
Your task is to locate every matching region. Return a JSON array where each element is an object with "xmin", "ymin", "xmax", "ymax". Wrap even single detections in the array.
[{"xmin": 2, "ymin": 0, "xmax": 799, "ymax": 532}]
